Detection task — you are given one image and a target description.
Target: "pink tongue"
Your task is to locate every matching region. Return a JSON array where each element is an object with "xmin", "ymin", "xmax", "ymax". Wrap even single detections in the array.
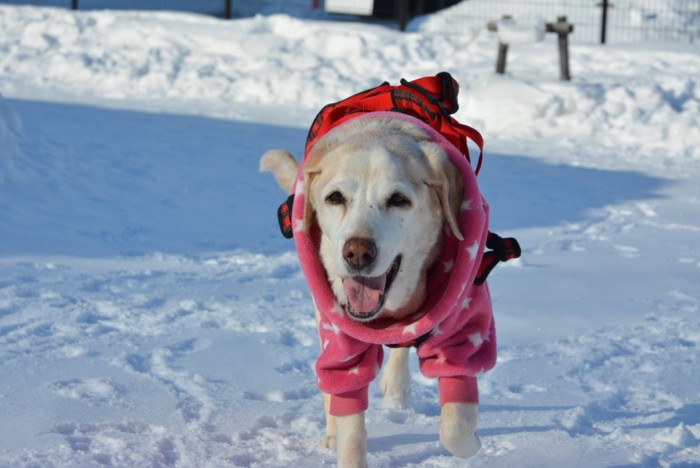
[{"xmin": 343, "ymin": 275, "xmax": 387, "ymax": 315}]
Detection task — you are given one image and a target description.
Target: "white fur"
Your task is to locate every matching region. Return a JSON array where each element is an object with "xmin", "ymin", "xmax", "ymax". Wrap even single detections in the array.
[
  {"xmin": 261, "ymin": 117, "xmax": 478, "ymax": 466},
  {"xmin": 335, "ymin": 412, "xmax": 368, "ymax": 468},
  {"xmin": 380, "ymin": 347, "xmax": 411, "ymax": 408},
  {"xmin": 260, "ymin": 149, "xmax": 298, "ymax": 194},
  {"xmin": 303, "ymin": 118, "xmax": 461, "ymax": 318}
]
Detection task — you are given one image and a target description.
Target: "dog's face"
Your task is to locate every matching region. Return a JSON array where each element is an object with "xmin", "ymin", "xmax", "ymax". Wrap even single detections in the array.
[{"xmin": 303, "ymin": 118, "xmax": 464, "ymax": 322}]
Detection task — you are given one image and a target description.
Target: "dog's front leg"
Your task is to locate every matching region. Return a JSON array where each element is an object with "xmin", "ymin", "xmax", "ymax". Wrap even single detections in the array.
[
  {"xmin": 439, "ymin": 402, "xmax": 481, "ymax": 458},
  {"xmin": 317, "ymin": 308, "xmax": 339, "ymax": 451},
  {"xmin": 322, "ymin": 392, "xmax": 337, "ymax": 449},
  {"xmin": 323, "ymin": 393, "xmax": 368, "ymax": 467},
  {"xmin": 380, "ymin": 347, "xmax": 411, "ymax": 408},
  {"xmin": 335, "ymin": 411, "xmax": 368, "ymax": 468}
]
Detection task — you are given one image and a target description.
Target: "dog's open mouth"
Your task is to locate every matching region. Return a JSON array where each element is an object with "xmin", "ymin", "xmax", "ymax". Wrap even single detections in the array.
[{"xmin": 342, "ymin": 255, "xmax": 402, "ymax": 322}]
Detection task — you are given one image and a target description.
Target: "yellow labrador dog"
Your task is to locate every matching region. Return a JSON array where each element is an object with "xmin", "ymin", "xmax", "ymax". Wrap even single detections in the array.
[{"xmin": 261, "ymin": 114, "xmax": 489, "ymax": 467}]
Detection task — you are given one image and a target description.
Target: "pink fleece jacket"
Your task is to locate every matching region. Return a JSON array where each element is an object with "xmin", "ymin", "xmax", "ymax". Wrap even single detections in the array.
[{"xmin": 292, "ymin": 112, "xmax": 496, "ymax": 416}]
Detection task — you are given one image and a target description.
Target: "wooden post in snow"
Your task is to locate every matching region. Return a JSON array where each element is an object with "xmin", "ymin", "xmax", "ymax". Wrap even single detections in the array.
[
  {"xmin": 488, "ymin": 16, "xmax": 512, "ymax": 75},
  {"xmin": 495, "ymin": 42, "xmax": 509, "ymax": 74},
  {"xmin": 546, "ymin": 16, "xmax": 574, "ymax": 81},
  {"xmin": 487, "ymin": 15, "xmax": 574, "ymax": 81}
]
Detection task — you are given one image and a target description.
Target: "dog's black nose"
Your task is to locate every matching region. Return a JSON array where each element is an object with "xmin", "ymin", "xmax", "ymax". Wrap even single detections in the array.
[{"xmin": 343, "ymin": 237, "xmax": 377, "ymax": 271}]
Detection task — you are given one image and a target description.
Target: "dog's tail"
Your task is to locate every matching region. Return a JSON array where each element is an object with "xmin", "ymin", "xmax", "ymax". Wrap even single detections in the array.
[{"xmin": 260, "ymin": 149, "xmax": 299, "ymax": 194}]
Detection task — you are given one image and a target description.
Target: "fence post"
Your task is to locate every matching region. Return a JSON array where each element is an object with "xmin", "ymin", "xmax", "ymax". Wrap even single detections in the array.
[
  {"xmin": 599, "ymin": 0, "xmax": 609, "ymax": 44},
  {"xmin": 555, "ymin": 16, "xmax": 572, "ymax": 80},
  {"xmin": 399, "ymin": 0, "xmax": 410, "ymax": 32},
  {"xmin": 546, "ymin": 16, "xmax": 574, "ymax": 80},
  {"xmin": 72, "ymin": 0, "xmax": 78, "ymax": 10},
  {"xmin": 225, "ymin": 0, "xmax": 232, "ymax": 19},
  {"xmin": 487, "ymin": 15, "xmax": 512, "ymax": 75},
  {"xmin": 490, "ymin": 16, "xmax": 573, "ymax": 80},
  {"xmin": 495, "ymin": 42, "xmax": 508, "ymax": 74}
]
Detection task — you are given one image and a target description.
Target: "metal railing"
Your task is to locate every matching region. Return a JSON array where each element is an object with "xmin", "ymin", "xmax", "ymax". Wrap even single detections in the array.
[{"xmin": 0, "ymin": 0, "xmax": 311, "ymax": 18}]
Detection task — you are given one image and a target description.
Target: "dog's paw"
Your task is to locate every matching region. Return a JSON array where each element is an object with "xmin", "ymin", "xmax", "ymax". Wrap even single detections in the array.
[
  {"xmin": 337, "ymin": 445, "xmax": 368, "ymax": 468},
  {"xmin": 441, "ymin": 431, "xmax": 481, "ymax": 458},
  {"xmin": 439, "ymin": 402, "xmax": 481, "ymax": 458}
]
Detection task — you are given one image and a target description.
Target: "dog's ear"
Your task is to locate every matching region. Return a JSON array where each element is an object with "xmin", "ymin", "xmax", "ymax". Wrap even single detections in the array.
[
  {"xmin": 421, "ymin": 141, "xmax": 464, "ymax": 241},
  {"xmin": 301, "ymin": 146, "xmax": 326, "ymax": 232},
  {"xmin": 260, "ymin": 150, "xmax": 299, "ymax": 194},
  {"xmin": 302, "ymin": 167, "xmax": 319, "ymax": 232}
]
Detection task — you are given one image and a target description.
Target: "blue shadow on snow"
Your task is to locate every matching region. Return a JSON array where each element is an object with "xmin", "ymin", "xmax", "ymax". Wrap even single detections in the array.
[{"xmin": 0, "ymin": 97, "xmax": 668, "ymax": 257}]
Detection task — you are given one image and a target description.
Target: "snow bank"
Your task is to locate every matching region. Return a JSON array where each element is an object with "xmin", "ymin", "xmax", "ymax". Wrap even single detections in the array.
[{"xmin": 1, "ymin": 5, "xmax": 698, "ymax": 175}]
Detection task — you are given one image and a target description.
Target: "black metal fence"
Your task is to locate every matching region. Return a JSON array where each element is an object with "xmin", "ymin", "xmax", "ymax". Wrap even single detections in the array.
[
  {"xmin": 0, "ymin": 0, "xmax": 314, "ymax": 18},
  {"xmin": 1, "ymin": 0, "xmax": 698, "ymax": 43},
  {"xmin": 413, "ymin": 0, "xmax": 700, "ymax": 44}
]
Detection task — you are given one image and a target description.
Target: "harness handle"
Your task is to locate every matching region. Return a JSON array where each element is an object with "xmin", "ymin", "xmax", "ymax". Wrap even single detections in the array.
[
  {"xmin": 305, "ymin": 72, "xmax": 485, "ymax": 175},
  {"xmin": 474, "ymin": 232, "xmax": 522, "ymax": 285}
]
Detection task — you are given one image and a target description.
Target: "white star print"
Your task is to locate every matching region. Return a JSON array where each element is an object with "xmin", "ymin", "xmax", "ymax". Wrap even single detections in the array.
[
  {"xmin": 443, "ymin": 260, "xmax": 455, "ymax": 273},
  {"xmin": 294, "ymin": 217, "xmax": 305, "ymax": 232},
  {"xmin": 469, "ymin": 332, "xmax": 483, "ymax": 346},
  {"xmin": 321, "ymin": 321, "xmax": 340, "ymax": 335},
  {"xmin": 339, "ymin": 353, "xmax": 358, "ymax": 363},
  {"xmin": 403, "ymin": 322, "xmax": 418, "ymax": 336},
  {"xmin": 431, "ymin": 325, "xmax": 443, "ymax": 336},
  {"xmin": 461, "ymin": 199, "xmax": 472, "ymax": 211},
  {"xmin": 462, "ymin": 296, "xmax": 472, "ymax": 310},
  {"xmin": 322, "ymin": 339, "xmax": 329, "ymax": 350},
  {"xmin": 348, "ymin": 365, "xmax": 360, "ymax": 375},
  {"xmin": 467, "ymin": 241, "xmax": 480, "ymax": 260},
  {"xmin": 295, "ymin": 180, "xmax": 304, "ymax": 194}
]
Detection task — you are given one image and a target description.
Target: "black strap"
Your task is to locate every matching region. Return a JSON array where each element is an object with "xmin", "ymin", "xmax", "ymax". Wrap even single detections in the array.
[
  {"xmin": 386, "ymin": 332, "xmax": 430, "ymax": 349},
  {"xmin": 474, "ymin": 232, "xmax": 521, "ymax": 285},
  {"xmin": 277, "ymin": 194, "xmax": 295, "ymax": 239}
]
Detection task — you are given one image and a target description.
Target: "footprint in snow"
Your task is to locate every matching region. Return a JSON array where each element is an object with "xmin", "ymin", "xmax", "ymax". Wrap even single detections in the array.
[
  {"xmin": 51, "ymin": 378, "xmax": 125, "ymax": 406},
  {"xmin": 243, "ymin": 386, "xmax": 315, "ymax": 402}
]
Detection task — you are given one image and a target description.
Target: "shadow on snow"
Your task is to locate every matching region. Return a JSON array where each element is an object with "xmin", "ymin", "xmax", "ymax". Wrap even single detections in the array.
[{"xmin": 0, "ymin": 98, "xmax": 668, "ymax": 257}]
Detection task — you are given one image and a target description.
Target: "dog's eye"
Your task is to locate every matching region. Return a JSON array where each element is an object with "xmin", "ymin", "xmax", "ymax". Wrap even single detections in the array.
[
  {"xmin": 387, "ymin": 193, "xmax": 411, "ymax": 208},
  {"xmin": 325, "ymin": 191, "xmax": 346, "ymax": 205}
]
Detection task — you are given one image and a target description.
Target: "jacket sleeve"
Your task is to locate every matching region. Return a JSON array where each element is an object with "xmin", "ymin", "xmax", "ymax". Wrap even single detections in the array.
[
  {"xmin": 416, "ymin": 284, "xmax": 496, "ymax": 404},
  {"xmin": 315, "ymin": 318, "xmax": 384, "ymax": 416}
]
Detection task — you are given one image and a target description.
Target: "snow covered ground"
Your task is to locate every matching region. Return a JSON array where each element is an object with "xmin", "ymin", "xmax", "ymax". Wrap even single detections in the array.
[{"xmin": 1, "ymin": 4, "xmax": 699, "ymax": 467}]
